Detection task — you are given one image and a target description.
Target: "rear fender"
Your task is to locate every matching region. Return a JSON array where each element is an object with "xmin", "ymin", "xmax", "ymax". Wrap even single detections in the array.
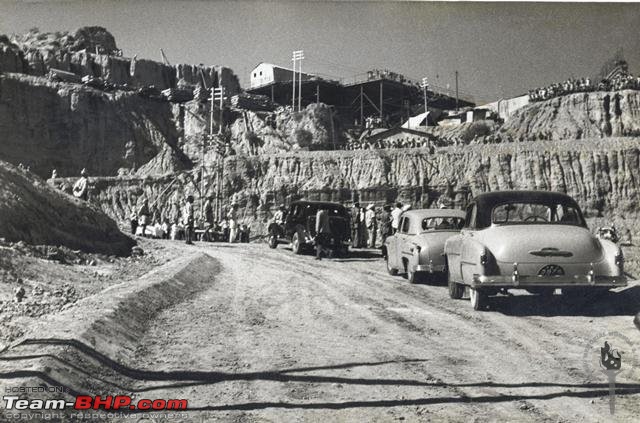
[{"xmin": 460, "ymin": 238, "xmax": 487, "ymax": 285}]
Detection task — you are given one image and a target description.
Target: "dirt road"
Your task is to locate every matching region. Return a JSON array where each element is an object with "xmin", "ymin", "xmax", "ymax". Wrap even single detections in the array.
[
  {"xmin": 128, "ymin": 242, "xmax": 640, "ymax": 422},
  {"xmin": 3, "ymin": 241, "xmax": 640, "ymax": 422}
]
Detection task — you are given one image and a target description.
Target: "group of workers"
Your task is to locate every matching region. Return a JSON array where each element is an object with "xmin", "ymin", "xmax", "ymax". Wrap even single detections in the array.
[
  {"xmin": 131, "ymin": 197, "xmax": 245, "ymax": 244},
  {"xmin": 344, "ymin": 137, "xmax": 436, "ymax": 151},
  {"xmin": 529, "ymin": 73, "xmax": 640, "ymax": 103},
  {"xmin": 349, "ymin": 202, "xmax": 414, "ymax": 249}
]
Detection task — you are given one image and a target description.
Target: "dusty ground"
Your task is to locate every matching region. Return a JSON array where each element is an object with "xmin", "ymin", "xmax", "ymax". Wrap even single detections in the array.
[
  {"xmin": 1, "ymin": 240, "xmax": 640, "ymax": 422},
  {"xmin": 0, "ymin": 238, "xmax": 172, "ymax": 346}
]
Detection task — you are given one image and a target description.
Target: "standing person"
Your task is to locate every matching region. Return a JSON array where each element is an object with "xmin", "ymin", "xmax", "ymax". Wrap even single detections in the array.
[
  {"xmin": 351, "ymin": 202, "xmax": 361, "ymax": 248},
  {"xmin": 138, "ymin": 199, "xmax": 150, "ymax": 237},
  {"xmin": 183, "ymin": 195, "xmax": 195, "ymax": 245},
  {"xmin": 204, "ymin": 196, "xmax": 214, "ymax": 227},
  {"xmin": 228, "ymin": 203, "xmax": 239, "ymax": 243},
  {"xmin": 391, "ymin": 202, "xmax": 403, "ymax": 234},
  {"xmin": 129, "ymin": 209, "xmax": 138, "ymax": 235},
  {"xmin": 72, "ymin": 168, "xmax": 89, "ymax": 200},
  {"xmin": 358, "ymin": 206, "xmax": 367, "ymax": 247},
  {"xmin": 378, "ymin": 204, "xmax": 392, "ymax": 246},
  {"xmin": 315, "ymin": 208, "xmax": 331, "ymax": 260},
  {"xmin": 365, "ymin": 204, "xmax": 377, "ymax": 248},
  {"xmin": 272, "ymin": 203, "xmax": 287, "ymax": 239}
]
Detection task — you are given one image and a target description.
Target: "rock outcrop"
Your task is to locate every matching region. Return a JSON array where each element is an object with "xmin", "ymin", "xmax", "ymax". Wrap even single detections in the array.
[
  {"xmin": 501, "ymin": 90, "xmax": 640, "ymax": 141},
  {"xmin": 0, "ymin": 160, "xmax": 134, "ymax": 255},
  {"xmin": 0, "ymin": 73, "xmax": 182, "ymax": 178},
  {"xmin": 226, "ymin": 103, "xmax": 344, "ymax": 154}
]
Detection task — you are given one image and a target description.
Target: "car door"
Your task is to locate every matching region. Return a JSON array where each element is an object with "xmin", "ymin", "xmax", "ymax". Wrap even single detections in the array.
[
  {"xmin": 395, "ymin": 216, "xmax": 412, "ymax": 267},
  {"xmin": 459, "ymin": 203, "xmax": 480, "ymax": 283},
  {"xmin": 388, "ymin": 216, "xmax": 404, "ymax": 268},
  {"xmin": 448, "ymin": 203, "xmax": 476, "ymax": 282}
]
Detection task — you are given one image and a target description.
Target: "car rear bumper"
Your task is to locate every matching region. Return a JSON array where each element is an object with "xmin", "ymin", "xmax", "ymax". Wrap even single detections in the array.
[
  {"xmin": 416, "ymin": 264, "xmax": 446, "ymax": 273},
  {"xmin": 471, "ymin": 274, "xmax": 627, "ymax": 288}
]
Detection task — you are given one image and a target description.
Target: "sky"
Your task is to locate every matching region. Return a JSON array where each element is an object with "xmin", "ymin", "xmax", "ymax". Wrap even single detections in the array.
[{"xmin": 1, "ymin": 1, "xmax": 639, "ymax": 104}]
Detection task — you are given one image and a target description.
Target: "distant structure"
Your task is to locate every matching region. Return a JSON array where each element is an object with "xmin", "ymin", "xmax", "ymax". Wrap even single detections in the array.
[
  {"xmin": 250, "ymin": 62, "xmax": 316, "ymax": 89},
  {"xmin": 247, "ymin": 64, "xmax": 475, "ymax": 129}
]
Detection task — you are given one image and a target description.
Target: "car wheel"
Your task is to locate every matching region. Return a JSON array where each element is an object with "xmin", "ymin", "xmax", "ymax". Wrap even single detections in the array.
[
  {"xmin": 407, "ymin": 268, "xmax": 420, "ymax": 284},
  {"xmin": 469, "ymin": 288, "xmax": 489, "ymax": 311},
  {"xmin": 447, "ymin": 261, "xmax": 464, "ymax": 299},
  {"xmin": 268, "ymin": 234, "xmax": 278, "ymax": 249},
  {"xmin": 291, "ymin": 232, "xmax": 303, "ymax": 255},
  {"xmin": 386, "ymin": 255, "xmax": 398, "ymax": 276}
]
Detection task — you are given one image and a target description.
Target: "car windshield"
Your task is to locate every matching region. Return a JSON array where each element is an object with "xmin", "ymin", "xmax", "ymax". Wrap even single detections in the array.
[
  {"xmin": 421, "ymin": 216, "xmax": 465, "ymax": 231},
  {"xmin": 491, "ymin": 202, "xmax": 584, "ymax": 226}
]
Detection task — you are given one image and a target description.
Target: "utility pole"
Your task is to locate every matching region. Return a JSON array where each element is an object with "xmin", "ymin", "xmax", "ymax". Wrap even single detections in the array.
[
  {"xmin": 213, "ymin": 87, "xmax": 224, "ymax": 134},
  {"xmin": 292, "ymin": 53, "xmax": 296, "ymax": 110},
  {"xmin": 212, "ymin": 87, "xmax": 225, "ymax": 222},
  {"xmin": 421, "ymin": 77, "xmax": 429, "ymax": 118},
  {"xmin": 292, "ymin": 50, "xmax": 303, "ymax": 111},
  {"xmin": 292, "ymin": 50, "xmax": 304, "ymax": 112},
  {"xmin": 455, "ymin": 70, "xmax": 459, "ymax": 113}
]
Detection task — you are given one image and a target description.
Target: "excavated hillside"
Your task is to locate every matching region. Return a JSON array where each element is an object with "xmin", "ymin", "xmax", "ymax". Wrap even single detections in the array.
[
  {"xmin": 0, "ymin": 73, "xmax": 183, "ymax": 177},
  {"xmin": 0, "ymin": 160, "xmax": 134, "ymax": 255},
  {"xmin": 2, "ymin": 27, "xmax": 640, "ymax": 241},
  {"xmin": 85, "ymin": 137, "xmax": 640, "ymax": 238}
]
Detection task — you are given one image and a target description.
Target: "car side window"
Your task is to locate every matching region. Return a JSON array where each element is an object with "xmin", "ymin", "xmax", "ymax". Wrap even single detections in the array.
[
  {"xmin": 464, "ymin": 203, "xmax": 477, "ymax": 229},
  {"xmin": 401, "ymin": 217, "xmax": 411, "ymax": 233}
]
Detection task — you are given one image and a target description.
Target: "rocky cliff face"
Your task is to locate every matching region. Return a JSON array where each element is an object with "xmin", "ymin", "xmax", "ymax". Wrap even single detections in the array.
[
  {"xmin": 85, "ymin": 137, "xmax": 640, "ymax": 238},
  {"xmin": 502, "ymin": 90, "xmax": 640, "ymax": 140},
  {"xmin": 0, "ymin": 27, "xmax": 241, "ymax": 93},
  {"xmin": 0, "ymin": 73, "xmax": 183, "ymax": 178}
]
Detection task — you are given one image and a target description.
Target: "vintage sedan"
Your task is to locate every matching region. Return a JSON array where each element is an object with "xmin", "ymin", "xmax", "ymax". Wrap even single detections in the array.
[
  {"xmin": 384, "ymin": 209, "xmax": 466, "ymax": 283},
  {"xmin": 444, "ymin": 190, "xmax": 626, "ymax": 310},
  {"xmin": 268, "ymin": 200, "xmax": 351, "ymax": 256}
]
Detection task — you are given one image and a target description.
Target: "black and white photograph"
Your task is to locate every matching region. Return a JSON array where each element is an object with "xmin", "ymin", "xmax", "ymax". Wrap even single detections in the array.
[{"xmin": 1, "ymin": 0, "xmax": 640, "ymax": 421}]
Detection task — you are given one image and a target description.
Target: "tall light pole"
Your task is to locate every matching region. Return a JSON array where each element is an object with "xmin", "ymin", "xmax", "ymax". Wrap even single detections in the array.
[
  {"xmin": 421, "ymin": 77, "xmax": 429, "ymax": 116},
  {"xmin": 213, "ymin": 87, "xmax": 224, "ymax": 134},
  {"xmin": 292, "ymin": 50, "xmax": 304, "ymax": 111},
  {"xmin": 292, "ymin": 52, "xmax": 296, "ymax": 110}
]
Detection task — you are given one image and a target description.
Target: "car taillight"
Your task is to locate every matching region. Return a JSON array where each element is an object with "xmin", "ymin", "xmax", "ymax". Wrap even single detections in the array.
[
  {"xmin": 480, "ymin": 253, "xmax": 488, "ymax": 265},
  {"xmin": 615, "ymin": 250, "xmax": 624, "ymax": 272},
  {"xmin": 415, "ymin": 245, "xmax": 421, "ymax": 254}
]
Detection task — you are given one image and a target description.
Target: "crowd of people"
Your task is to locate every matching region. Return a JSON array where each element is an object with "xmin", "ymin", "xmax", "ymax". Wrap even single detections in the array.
[
  {"xmin": 344, "ymin": 136, "xmax": 436, "ymax": 151},
  {"xmin": 347, "ymin": 197, "xmax": 452, "ymax": 250},
  {"xmin": 130, "ymin": 197, "xmax": 249, "ymax": 244},
  {"xmin": 529, "ymin": 73, "xmax": 640, "ymax": 102}
]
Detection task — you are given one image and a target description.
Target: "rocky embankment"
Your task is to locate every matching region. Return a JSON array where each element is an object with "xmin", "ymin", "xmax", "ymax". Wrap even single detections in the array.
[
  {"xmin": 0, "ymin": 160, "xmax": 134, "ymax": 255},
  {"xmin": 85, "ymin": 137, "xmax": 640, "ymax": 238},
  {"xmin": 501, "ymin": 90, "xmax": 640, "ymax": 140}
]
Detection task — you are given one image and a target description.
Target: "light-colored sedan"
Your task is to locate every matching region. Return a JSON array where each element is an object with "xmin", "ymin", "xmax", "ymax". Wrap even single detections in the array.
[
  {"xmin": 444, "ymin": 190, "xmax": 626, "ymax": 311},
  {"xmin": 384, "ymin": 209, "xmax": 466, "ymax": 283}
]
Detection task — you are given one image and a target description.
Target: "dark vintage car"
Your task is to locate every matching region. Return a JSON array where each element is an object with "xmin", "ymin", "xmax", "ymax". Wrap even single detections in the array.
[
  {"xmin": 444, "ymin": 190, "xmax": 626, "ymax": 311},
  {"xmin": 268, "ymin": 201, "xmax": 351, "ymax": 256}
]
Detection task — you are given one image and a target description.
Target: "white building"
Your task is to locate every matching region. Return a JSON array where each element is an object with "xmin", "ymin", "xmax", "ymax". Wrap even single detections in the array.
[{"xmin": 250, "ymin": 62, "xmax": 316, "ymax": 89}]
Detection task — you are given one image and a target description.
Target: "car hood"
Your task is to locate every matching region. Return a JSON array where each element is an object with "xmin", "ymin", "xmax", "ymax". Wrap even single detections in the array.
[{"xmin": 476, "ymin": 224, "xmax": 603, "ymax": 263}]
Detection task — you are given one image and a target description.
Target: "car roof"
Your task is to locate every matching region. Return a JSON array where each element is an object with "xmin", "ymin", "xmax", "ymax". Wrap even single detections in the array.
[
  {"xmin": 291, "ymin": 200, "xmax": 344, "ymax": 207},
  {"xmin": 470, "ymin": 190, "xmax": 585, "ymax": 229},
  {"xmin": 402, "ymin": 209, "xmax": 466, "ymax": 219},
  {"xmin": 472, "ymin": 190, "xmax": 577, "ymax": 208}
]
